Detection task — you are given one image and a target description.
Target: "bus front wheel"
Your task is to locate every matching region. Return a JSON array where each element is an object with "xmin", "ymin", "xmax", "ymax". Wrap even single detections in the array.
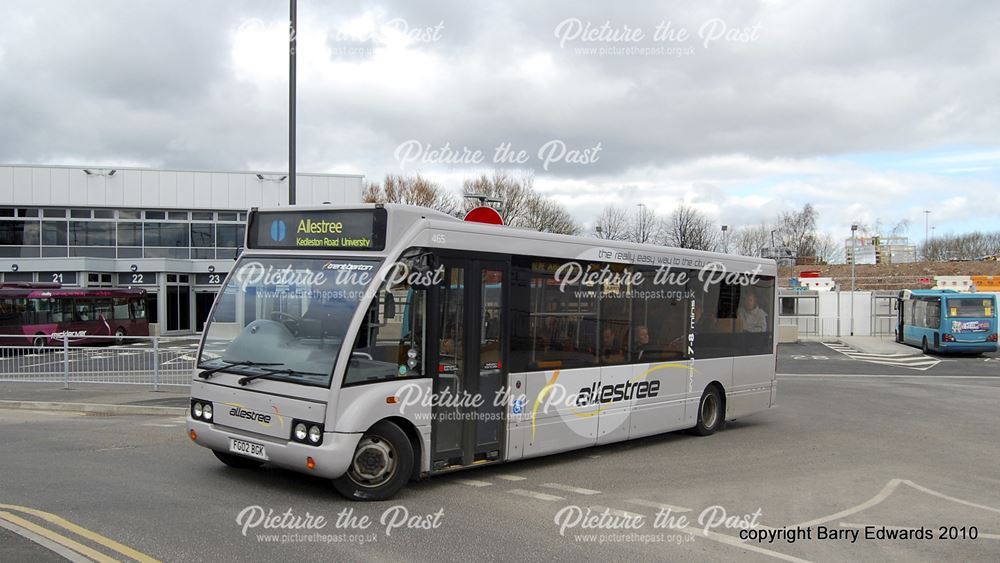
[
  {"xmin": 32, "ymin": 334, "xmax": 47, "ymax": 349},
  {"xmin": 334, "ymin": 421, "xmax": 413, "ymax": 501},
  {"xmin": 114, "ymin": 327, "xmax": 126, "ymax": 346},
  {"xmin": 691, "ymin": 386, "xmax": 723, "ymax": 436}
]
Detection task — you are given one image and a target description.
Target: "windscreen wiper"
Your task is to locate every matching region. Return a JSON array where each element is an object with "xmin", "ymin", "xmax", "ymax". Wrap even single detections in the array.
[
  {"xmin": 198, "ymin": 360, "xmax": 282, "ymax": 380},
  {"xmin": 238, "ymin": 368, "xmax": 327, "ymax": 386}
]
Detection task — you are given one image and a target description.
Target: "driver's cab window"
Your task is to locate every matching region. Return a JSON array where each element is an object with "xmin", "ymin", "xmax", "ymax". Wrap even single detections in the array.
[{"xmin": 344, "ymin": 261, "xmax": 426, "ymax": 385}]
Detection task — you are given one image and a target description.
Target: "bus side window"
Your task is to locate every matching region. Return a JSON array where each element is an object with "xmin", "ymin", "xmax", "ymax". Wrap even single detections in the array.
[
  {"xmin": 0, "ymin": 298, "xmax": 16, "ymax": 326},
  {"xmin": 95, "ymin": 299, "xmax": 112, "ymax": 320},
  {"xmin": 75, "ymin": 300, "xmax": 94, "ymax": 322},
  {"xmin": 113, "ymin": 297, "xmax": 130, "ymax": 320}
]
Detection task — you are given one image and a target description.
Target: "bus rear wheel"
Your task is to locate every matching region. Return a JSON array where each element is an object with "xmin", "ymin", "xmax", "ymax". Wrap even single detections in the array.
[
  {"xmin": 333, "ymin": 421, "xmax": 413, "ymax": 501},
  {"xmin": 922, "ymin": 337, "xmax": 930, "ymax": 354},
  {"xmin": 32, "ymin": 334, "xmax": 47, "ymax": 349},
  {"xmin": 213, "ymin": 450, "xmax": 265, "ymax": 469},
  {"xmin": 691, "ymin": 386, "xmax": 723, "ymax": 436}
]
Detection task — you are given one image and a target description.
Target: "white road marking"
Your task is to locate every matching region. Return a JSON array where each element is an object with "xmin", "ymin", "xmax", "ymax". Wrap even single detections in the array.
[
  {"xmin": 624, "ymin": 499, "xmax": 692, "ymax": 513},
  {"xmin": 679, "ymin": 527, "xmax": 813, "ymax": 563},
  {"xmin": 587, "ymin": 455, "xmax": 602, "ymax": 459},
  {"xmin": 454, "ymin": 479, "xmax": 492, "ymax": 488},
  {"xmin": 496, "ymin": 475, "xmax": 527, "ymax": 481},
  {"xmin": 588, "ymin": 506, "xmax": 644, "ymax": 519},
  {"xmin": 141, "ymin": 423, "xmax": 179, "ymax": 428},
  {"xmin": 792, "ymin": 479, "xmax": 903, "ymax": 529},
  {"xmin": 541, "ymin": 483, "xmax": 601, "ymax": 495},
  {"xmin": 508, "ymin": 489, "xmax": 564, "ymax": 502},
  {"xmin": 821, "ymin": 342, "xmax": 940, "ymax": 371},
  {"xmin": 903, "ymin": 480, "xmax": 1000, "ymax": 515},
  {"xmin": 778, "ymin": 373, "xmax": 1000, "ymax": 380},
  {"xmin": 789, "ymin": 478, "xmax": 1000, "ymax": 534}
]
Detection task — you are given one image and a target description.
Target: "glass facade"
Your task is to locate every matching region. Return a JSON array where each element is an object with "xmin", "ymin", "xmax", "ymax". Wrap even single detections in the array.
[{"xmin": 0, "ymin": 207, "xmax": 246, "ymax": 259}]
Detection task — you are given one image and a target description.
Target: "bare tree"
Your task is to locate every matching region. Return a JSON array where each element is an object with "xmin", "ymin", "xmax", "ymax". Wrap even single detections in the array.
[
  {"xmin": 776, "ymin": 203, "xmax": 818, "ymax": 258},
  {"xmin": 363, "ymin": 174, "xmax": 458, "ymax": 214},
  {"xmin": 461, "ymin": 170, "xmax": 580, "ymax": 235},
  {"xmin": 461, "ymin": 171, "xmax": 532, "ymax": 225},
  {"xmin": 520, "ymin": 197, "xmax": 581, "ymax": 235},
  {"xmin": 923, "ymin": 231, "xmax": 1000, "ymax": 261},
  {"xmin": 813, "ymin": 233, "xmax": 841, "ymax": 264},
  {"xmin": 593, "ymin": 205, "xmax": 630, "ymax": 240},
  {"xmin": 632, "ymin": 204, "xmax": 660, "ymax": 244},
  {"xmin": 731, "ymin": 223, "xmax": 771, "ymax": 257},
  {"xmin": 660, "ymin": 204, "xmax": 717, "ymax": 251}
]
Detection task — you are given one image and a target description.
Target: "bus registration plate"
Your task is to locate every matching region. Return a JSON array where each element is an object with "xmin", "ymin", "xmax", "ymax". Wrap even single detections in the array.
[{"xmin": 230, "ymin": 438, "xmax": 268, "ymax": 461}]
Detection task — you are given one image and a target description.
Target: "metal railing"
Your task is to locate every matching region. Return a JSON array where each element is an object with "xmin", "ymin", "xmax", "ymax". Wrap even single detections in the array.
[{"xmin": 0, "ymin": 334, "xmax": 197, "ymax": 389}]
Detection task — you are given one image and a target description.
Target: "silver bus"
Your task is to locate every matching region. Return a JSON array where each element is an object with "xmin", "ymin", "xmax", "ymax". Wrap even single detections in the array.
[{"xmin": 188, "ymin": 204, "xmax": 777, "ymax": 500}]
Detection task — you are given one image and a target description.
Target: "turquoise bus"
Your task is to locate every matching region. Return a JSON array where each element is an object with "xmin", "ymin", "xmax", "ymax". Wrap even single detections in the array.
[{"xmin": 896, "ymin": 289, "xmax": 998, "ymax": 354}]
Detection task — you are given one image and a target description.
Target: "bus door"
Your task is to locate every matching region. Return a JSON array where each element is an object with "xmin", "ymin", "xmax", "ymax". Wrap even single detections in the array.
[
  {"xmin": 895, "ymin": 295, "xmax": 904, "ymax": 343},
  {"xmin": 430, "ymin": 258, "xmax": 508, "ymax": 470}
]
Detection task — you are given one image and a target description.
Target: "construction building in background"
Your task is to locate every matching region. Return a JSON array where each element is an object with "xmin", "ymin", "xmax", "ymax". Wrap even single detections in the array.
[{"xmin": 844, "ymin": 235, "xmax": 917, "ymax": 265}]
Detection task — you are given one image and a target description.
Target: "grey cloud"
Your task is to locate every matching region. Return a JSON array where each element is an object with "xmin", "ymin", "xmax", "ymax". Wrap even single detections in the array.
[{"xmin": 0, "ymin": 0, "xmax": 998, "ymax": 235}]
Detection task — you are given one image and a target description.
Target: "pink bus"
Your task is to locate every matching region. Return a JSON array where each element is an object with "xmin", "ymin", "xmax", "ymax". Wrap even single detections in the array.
[{"xmin": 0, "ymin": 283, "xmax": 149, "ymax": 347}]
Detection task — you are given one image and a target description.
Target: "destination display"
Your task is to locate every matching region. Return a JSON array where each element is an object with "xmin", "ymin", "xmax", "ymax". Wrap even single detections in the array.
[{"xmin": 247, "ymin": 208, "xmax": 387, "ymax": 251}]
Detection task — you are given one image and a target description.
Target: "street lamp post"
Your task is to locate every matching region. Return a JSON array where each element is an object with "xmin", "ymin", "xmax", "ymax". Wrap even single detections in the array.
[
  {"xmin": 923, "ymin": 210, "xmax": 931, "ymax": 260},
  {"xmin": 850, "ymin": 224, "xmax": 858, "ymax": 336},
  {"xmin": 721, "ymin": 225, "xmax": 729, "ymax": 253},
  {"xmin": 288, "ymin": 0, "xmax": 297, "ymax": 205}
]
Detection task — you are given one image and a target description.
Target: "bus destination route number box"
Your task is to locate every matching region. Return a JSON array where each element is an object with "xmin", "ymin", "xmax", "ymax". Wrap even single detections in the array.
[{"xmin": 247, "ymin": 208, "xmax": 387, "ymax": 251}]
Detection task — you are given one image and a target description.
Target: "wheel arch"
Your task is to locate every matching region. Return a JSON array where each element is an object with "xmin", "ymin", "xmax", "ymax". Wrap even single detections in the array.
[
  {"xmin": 374, "ymin": 416, "xmax": 423, "ymax": 481},
  {"xmin": 706, "ymin": 380, "xmax": 728, "ymax": 420}
]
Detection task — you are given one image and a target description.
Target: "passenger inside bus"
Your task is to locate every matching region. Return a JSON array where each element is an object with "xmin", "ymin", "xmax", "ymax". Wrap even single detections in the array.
[
  {"xmin": 633, "ymin": 325, "xmax": 652, "ymax": 360},
  {"xmin": 693, "ymin": 299, "xmax": 716, "ymax": 334},
  {"xmin": 600, "ymin": 326, "xmax": 625, "ymax": 363},
  {"xmin": 737, "ymin": 292, "xmax": 768, "ymax": 333},
  {"xmin": 440, "ymin": 323, "xmax": 458, "ymax": 357}
]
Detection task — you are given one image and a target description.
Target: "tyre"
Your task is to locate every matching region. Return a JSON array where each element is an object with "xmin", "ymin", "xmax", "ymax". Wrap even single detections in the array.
[
  {"xmin": 922, "ymin": 337, "xmax": 930, "ymax": 354},
  {"xmin": 32, "ymin": 334, "xmax": 47, "ymax": 349},
  {"xmin": 691, "ymin": 386, "xmax": 723, "ymax": 437},
  {"xmin": 213, "ymin": 450, "xmax": 265, "ymax": 469},
  {"xmin": 333, "ymin": 421, "xmax": 413, "ymax": 501},
  {"xmin": 114, "ymin": 327, "xmax": 126, "ymax": 346}
]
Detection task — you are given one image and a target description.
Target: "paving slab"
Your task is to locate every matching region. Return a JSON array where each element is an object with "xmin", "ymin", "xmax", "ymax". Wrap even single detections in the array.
[{"xmin": 0, "ymin": 382, "xmax": 188, "ymax": 415}]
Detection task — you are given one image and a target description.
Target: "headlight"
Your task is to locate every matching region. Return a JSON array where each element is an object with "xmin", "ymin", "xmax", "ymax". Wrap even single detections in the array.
[
  {"xmin": 202, "ymin": 403, "xmax": 213, "ymax": 420},
  {"xmin": 192, "ymin": 402, "xmax": 203, "ymax": 419},
  {"xmin": 308, "ymin": 425, "xmax": 322, "ymax": 444},
  {"xmin": 294, "ymin": 423, "xmax": 308, "ymax": 441}
]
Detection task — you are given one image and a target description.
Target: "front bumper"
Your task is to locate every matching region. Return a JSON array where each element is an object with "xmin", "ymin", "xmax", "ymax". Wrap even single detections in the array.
[{"xmin": 188, "ymin": 417, "xmax": 362, "ymax": 479}]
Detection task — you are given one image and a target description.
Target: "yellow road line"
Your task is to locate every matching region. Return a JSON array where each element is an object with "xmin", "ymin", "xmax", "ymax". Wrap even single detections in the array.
[
  {"xmin": 0, "ymin": 510, "xmax": 118, "ymax": 563},
  {"xmin": 0, "ymin": 503, "xmax": 160, "ymax": 563}
]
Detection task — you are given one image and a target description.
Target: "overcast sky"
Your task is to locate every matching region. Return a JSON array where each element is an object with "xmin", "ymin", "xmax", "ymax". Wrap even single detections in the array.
[{"xmin": 1, "ymin": 0, "xmax": 999, "ymax": 242}]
